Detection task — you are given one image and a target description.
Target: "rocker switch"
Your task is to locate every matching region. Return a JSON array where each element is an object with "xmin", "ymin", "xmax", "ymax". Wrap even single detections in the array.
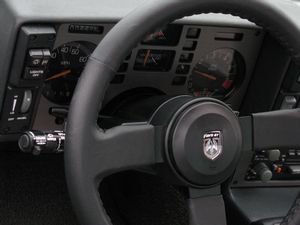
[{"xmin": 20, "ymin": 90, "xmax": 32, "ymax": 113}]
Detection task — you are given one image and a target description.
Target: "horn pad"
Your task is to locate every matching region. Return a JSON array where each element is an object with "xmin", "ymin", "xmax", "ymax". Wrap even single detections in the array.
[{"xmin": 165, "ymin": 98, "xmax": 242, "ymax": 187}]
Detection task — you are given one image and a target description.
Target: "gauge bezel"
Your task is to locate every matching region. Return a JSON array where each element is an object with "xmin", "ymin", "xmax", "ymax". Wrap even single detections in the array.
[
  {"xmin": 42, "ymin": 41, "xmax": 96, "ymax": 105},
  {"xmin": 188, "ymin": 48, "xmax": 246, "ymax": 100}
]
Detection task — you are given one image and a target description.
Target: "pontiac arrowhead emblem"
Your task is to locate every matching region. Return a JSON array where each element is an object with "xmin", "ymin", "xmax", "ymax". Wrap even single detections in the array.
[{"xmin": 203, "ymin": 131, "xmax": 223, "ymax": 160}]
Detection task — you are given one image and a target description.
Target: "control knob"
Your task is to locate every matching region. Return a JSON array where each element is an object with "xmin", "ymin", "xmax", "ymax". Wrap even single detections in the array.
[
  {"xmin": 253, "ymin": 162, "xmax": 273, "ymax": 182},
  {"xmin": 18, "ymin": 130, "xmax": 65, "ymax": 155}
]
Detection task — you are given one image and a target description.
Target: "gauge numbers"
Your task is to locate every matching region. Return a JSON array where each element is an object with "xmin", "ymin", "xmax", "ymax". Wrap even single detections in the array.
[{"xmin": 43, "ymin": 41, "xmax": 96, "ymax": 105}]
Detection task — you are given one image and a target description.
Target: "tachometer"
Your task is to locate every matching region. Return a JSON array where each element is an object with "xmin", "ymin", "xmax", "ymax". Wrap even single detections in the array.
[
  {"xmin": 188, "ymin": 48, "xmax": 245, "ymax": 99},
  {"xmin": 43, "ymin": 41, "xmax": 96, "ymax": 104}
]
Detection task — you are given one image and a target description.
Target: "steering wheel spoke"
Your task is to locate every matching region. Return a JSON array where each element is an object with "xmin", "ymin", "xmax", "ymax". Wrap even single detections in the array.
[
  {"xmin": 65, "ymin": 122, "xmax": 159, "ymax": 225},
  {"xmin": 86, "ymin": 122, "xmax": 158, "ymax": 180},
  {"xmin": 187, "ymin": 187, "xmax": 227, "ymax": 225},
  {"xmin": 240, "ymin": 109, "xmax": 300, "ymax": 152}
]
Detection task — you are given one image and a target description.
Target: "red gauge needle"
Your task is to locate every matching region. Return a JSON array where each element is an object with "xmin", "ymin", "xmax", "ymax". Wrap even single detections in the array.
[
  {"xmin": 46, "ymin": 69, "xmax": 72, "ymax": 81},
  {"xmin": 194, "ymin": 70, "xmax": 217, "ymax": 80},
  {"xmin": 143, "ymin": 49, "xmax": 151, "ymax": 66}
]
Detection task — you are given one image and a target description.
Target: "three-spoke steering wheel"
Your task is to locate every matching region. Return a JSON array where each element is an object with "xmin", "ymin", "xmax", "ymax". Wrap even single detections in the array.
[{"xmin": 65, "ymin": 0, "xmax": 300, "ymax": 224}]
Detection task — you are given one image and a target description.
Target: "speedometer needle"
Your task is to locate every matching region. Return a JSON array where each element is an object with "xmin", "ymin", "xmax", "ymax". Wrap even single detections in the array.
[
  {"xmin": 46, "ymin": 69, "xmax": 72, "ymax": 81},
  {"xmin": 193, "ymin": 70, "xmax": 217, "ymax": 80}
]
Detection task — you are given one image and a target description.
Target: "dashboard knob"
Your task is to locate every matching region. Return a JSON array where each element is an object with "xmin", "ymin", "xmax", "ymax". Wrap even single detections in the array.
[
  {"xmin": 18, "ymin": 133, "xmax": 34, "ymax": 153},
  {"xmin": 254, "ymin": 162, "xmax": 273, "ymax": 182},
  {"xmin": 18, "ymin": 130, "xmax": 65, "ymax": 155},
  {"xmin": 267, "ymin": 149, "xmax": 281, "ymax": 162}
]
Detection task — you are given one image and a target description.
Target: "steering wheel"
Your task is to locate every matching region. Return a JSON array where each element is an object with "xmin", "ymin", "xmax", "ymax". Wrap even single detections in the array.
[{"xmin": 65, "ymin": 0, "xmax": 300, "ymax": 224}]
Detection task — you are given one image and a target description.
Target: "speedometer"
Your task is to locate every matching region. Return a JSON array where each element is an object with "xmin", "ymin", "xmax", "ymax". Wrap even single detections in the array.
[
  {"xmin": 43, "ymin": 41, "xmax": 96, "ymax": 105},
  {"xmin": 188, "ymin": 48, "xmax": 245, "ymax": 99}
]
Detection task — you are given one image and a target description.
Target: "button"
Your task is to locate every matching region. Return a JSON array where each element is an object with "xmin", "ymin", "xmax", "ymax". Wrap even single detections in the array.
[
  {"xmin": 179, "ymin": 53, "xmax": 193, "ymax": 63},
  {"xmin": 41, "ymin": 49, "xmax": 51, "ymax": 67},
  {"xmin": 176, "ymin": 64, "xmax": 190, "ymax": 74},
  {"xmin": 27, "ymin": 49, "xmax": 43, "ymax": 66},
  {"xmin": 23, "ymin": 67, "xmax": 45, "ymax": 80},
  {"xmin": 296, "ymin": 150, "xmax": 300, "ymax": 156},
  {"xmin": 42, "ymin": 49, "xmax": 51, "ymax": 58},
  {"xmin": 20, "ymin": 90, "xmax": 32, "ymax": 113},
  {"xmin": 289, "ymin": 149, "xmax": 296, "ymax": 156},
  {"xmin": 172, "ymin": 76, "xmax": 187, "ymax": 86},
  {"xmin": 267, "ymin": 149, "xmax": 281, "ymax": 161},
  {"xmin": 183, "ymin": 41, "xmax": 197, "ymax": 50},
  {"xmin": 287, "ymin": 165, "xmax": 300, "ymax": 174},
  {"xmin": 186, "ymin": 28, "xmax": 200, "ymax": 39},
  {"xmin": 280, "ymin": 96, "xmax": 297, "ymax": 109}
]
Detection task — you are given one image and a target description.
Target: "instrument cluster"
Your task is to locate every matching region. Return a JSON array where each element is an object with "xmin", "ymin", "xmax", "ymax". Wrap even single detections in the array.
[
  {"xmin": 0, "ymin": 22, "xmax": 264, "ymax": 136},
  {"xmin": 41, "ymin": 23, "xmax": 258, "ymax": 108}
]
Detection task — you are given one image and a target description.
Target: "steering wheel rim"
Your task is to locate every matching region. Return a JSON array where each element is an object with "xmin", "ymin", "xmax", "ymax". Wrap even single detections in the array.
[{"xmin": 65, "ymin": 0, "xmax": 300, "ymax": 225}]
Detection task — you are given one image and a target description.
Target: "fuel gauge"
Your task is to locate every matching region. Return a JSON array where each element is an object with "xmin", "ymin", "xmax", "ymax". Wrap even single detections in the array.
[{"xmin": 134, "ymin": 49, "xmax": 175, "ymax": 72}]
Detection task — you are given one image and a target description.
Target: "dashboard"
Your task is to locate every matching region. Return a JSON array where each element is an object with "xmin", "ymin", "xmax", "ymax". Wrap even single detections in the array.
[
  {"xmin": 1, "ymin": 0, "xmax": 300, "ymax": 188},
  {"xmin": 1, "ymin": 1, "xmax": 300, "ymax": 224}
]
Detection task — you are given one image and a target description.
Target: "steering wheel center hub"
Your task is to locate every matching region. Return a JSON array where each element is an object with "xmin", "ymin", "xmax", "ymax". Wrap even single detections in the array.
[{"xmin": 165, "ymin": 98, "xmax": 242, "ymax": 187}]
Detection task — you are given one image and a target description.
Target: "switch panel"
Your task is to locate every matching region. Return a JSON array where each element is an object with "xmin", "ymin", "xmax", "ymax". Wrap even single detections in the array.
[
  {"xmin": 0, "ymin": 25, "xmax": 56, "ymax": 137},
  {"xmin": 246, "ymin": 149, "xmax": 300, "ymax": 182},
  {"xmin": 0, "ymin": 87, "xmax": 37, "ymax": 134},
  {"xmin": 9, "ymin": 26, "xmax": 56, "ymax": 87}
]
